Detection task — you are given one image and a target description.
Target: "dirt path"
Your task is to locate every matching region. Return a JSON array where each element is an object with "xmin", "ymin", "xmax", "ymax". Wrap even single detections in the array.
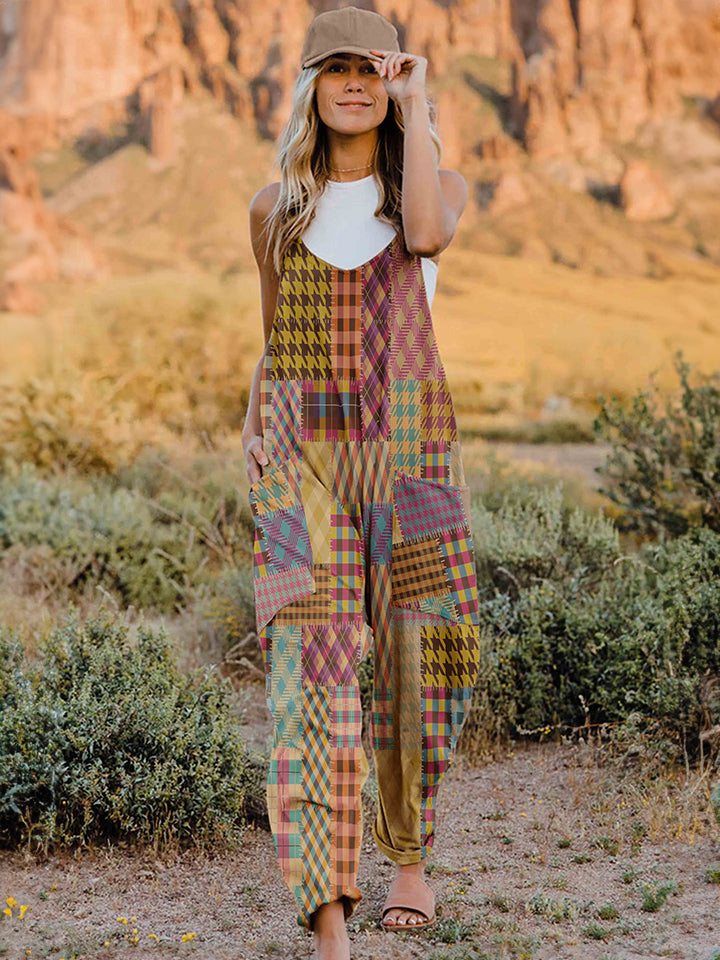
[
  {"xmin": 2, "ymin": 715, "xmax": 717, "ymax": 960},
  {"xmin": 477, "ymin": 441, "xmax": 613, "ymax": 492}
]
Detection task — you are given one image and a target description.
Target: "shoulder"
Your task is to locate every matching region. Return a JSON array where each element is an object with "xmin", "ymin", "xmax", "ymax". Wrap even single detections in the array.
[
  {"xmin": 249, "ymin": 182, "xmax": 281, "ymax": 265},
  {"xmin": 249, "ymin": 181, "xmax": 281, "ymax": 225}
]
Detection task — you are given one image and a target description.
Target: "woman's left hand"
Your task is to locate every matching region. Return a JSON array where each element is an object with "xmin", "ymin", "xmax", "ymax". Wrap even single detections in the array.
[{"xmin": 368, "ymin": 49, "xmax": 427, "ymax": 103}]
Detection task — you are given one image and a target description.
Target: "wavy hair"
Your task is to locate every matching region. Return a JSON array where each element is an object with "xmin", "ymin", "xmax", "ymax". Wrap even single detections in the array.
[{"xmin": 260, "ymin": 61, "xmax": 443, "ymax": 276}]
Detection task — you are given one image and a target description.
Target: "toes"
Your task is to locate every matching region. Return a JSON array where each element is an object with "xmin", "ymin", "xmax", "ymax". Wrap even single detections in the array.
[{"xmin": 383, "ymin": 908, "xmax": 425, "ymax": 927}]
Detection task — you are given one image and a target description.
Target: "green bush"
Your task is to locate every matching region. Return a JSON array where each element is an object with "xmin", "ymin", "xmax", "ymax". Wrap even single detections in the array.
[
  {"xmin": 200, "ymin": 564, "xmax": 257, "ymax": 647},
  {"xmin": 471, "ymin": 481, "xmax": 621, "ymax": 594},
  {"xmin": 462, "ymin": 483, "xmax": 720, "ymax": 762},
  {"xmin": 593, "ymin": 350, "xmax": 720, "ymax": 537},
  {"xmin": 0, "ymin": 609, "xmax": 258, "ymax": 852},
  {"xmin": 0, "ymin": 461, "xmax": 231, "ymax": 611}
]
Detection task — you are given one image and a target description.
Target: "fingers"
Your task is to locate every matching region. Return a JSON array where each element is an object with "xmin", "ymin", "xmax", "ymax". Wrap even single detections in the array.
[
  {"xmin": 253, "ymin": 445, "xmax": 269, "ymax": 468},
  {"xmin": 368, "ymin": 49, "xmax": 414, "ymax": 81},
  {"xmin": 246, "ymin": 440, "xmax": 269, "ymax": 486}
]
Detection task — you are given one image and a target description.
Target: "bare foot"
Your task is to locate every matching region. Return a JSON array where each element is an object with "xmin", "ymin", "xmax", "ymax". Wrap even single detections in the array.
[
  {"xmin": 382, "ymin": 860, "xmax": 430, "ymax": 928},
  {"xmin": 311, "ymin": 899, "xmax": 351, "ymax": 960}
]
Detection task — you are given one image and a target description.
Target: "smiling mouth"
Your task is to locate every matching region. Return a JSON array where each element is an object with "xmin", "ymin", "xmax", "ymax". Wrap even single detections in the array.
[{"xmin": 338, "ymin": 103, "xmax": 371, "ymax": 108}]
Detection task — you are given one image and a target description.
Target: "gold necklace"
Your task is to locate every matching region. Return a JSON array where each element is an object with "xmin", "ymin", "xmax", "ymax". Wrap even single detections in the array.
[{"xmin": 329, "ymin": 162, "xmax": 373, "ymax": 172}]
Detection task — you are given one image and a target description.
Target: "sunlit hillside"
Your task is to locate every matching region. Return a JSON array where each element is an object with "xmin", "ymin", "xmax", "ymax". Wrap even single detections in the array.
[{"xmin": 1, "ymin": 89, "xmax": 719, "ymax": 455}]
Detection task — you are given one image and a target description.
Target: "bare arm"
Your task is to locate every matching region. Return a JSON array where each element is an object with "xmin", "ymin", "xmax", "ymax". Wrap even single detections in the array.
[
  {"xmin": 242, "ymin": 182, "xmax": 281, "ymax": 486},
  {"xmin": 400, "ymin": 97, "xmax": 468, "ymax": 257},
  {"xmin": 370, "ymin": 49, "xmax": 469, "ymax": 258}
]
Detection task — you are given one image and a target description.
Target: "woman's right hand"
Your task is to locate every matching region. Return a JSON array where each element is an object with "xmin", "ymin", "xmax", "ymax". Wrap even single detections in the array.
[{"xmin": 243, "ymin": 433, "xmax": 269, "ymax": 487}]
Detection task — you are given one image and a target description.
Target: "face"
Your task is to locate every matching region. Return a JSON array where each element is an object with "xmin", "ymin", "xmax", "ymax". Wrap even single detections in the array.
[{"xmin": 314, "ymin": 52, "xmax": 388, "ymax": 132}]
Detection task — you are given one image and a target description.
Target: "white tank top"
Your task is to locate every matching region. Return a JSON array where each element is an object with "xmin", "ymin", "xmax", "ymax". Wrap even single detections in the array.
[{"xmin": 300, "ymin": 174, "xmax": 439, "ymax": 307}]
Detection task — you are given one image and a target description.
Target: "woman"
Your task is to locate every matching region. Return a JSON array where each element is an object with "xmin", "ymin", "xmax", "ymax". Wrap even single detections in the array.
[{"xmin": 242, "ymin": 7, "xmax": 481, "ymax": 959}]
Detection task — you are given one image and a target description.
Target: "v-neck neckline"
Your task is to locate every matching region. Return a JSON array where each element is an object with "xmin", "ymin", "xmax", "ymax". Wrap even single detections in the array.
[{"xmin": 297, "ymin": 231, "xmax": 400, "ymax": 273}]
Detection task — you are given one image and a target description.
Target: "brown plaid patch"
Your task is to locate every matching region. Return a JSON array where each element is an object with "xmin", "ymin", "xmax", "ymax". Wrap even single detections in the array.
[
  {"xmin": 302, "ymin": 381, "xmax": 362, "ymax": 441},
  {"xmin": 331, "ymin": 268, "xmax": 362, "ymax": 380},
  {"xmin": 391, "ymin": 537, "xmax": 450, "ymax": 605},
  {"xmin": 275, "ymin": 565, "xmax": 332, "ymax": 624},
  {"xmin": 332, "ymin": 746, "xmax": 364, "ymax": 891}
]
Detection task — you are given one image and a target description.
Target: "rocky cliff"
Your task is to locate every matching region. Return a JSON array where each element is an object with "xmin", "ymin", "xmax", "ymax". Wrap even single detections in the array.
[
  {"xmin": 509, "ymin": 0, "xmax": 720, "ymax": 159},
  {"xmin": 1, "ymin": 0, "xmax": 720, "ymax": 309}
]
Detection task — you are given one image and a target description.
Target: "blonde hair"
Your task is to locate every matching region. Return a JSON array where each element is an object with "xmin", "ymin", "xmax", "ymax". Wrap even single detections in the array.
[{"xmin": 260, "ymin": 62, "xmax": 443, "ymax": 276}]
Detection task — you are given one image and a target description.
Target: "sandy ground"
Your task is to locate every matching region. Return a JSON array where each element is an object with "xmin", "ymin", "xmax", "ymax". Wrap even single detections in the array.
[{"xmin": 2, "ymin": 686, "xmax": 718, "ymax": 960}]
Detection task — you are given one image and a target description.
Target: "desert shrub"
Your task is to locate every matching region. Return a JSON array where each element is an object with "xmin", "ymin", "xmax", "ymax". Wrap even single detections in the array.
[
  {"xmin": 0, "ymin": 609, "xmax": 258, "ymax": 852},
  {"xmin": 463, "ymin": 503, "xmax": 720, "ymax": 762},
  {"xmin": 0, "ymin": 280, "xmax": 252, "ymax": 476},
  {"xmin": 113, "ymin": 445, "xmax": 255, "ymax": 569},
  {"xmin": 201, "ymin": 565, "xmax": 257, "ymax": 647},
  {"xmin": 470, "ymin": 481, "xmax": 621, "ymax": 593},
  {"xmin": 71, "ymin": 279, "xmax": 252, "ymax": 437},
  {"xmin": 593, "ymin": 350, "xmax": 720, "ymax": 537},
  {"xmin": 0, "ymin": 374, "xmax": 145, "ymax": 475},
  {"xmin": 0, "ymin": 461, "xmax": 236, "ymax": 611}
]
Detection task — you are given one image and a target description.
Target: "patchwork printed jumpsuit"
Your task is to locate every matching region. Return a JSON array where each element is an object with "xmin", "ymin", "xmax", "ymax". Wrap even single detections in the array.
[{"xmin": 248, "ymin": 228, "xmax": 482, "ymax": 930}]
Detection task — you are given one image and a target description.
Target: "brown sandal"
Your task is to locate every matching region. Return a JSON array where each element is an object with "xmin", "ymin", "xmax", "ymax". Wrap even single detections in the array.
[{"xmin": 380, "ymin": 872, "xmax": 436, "ymax": 933}]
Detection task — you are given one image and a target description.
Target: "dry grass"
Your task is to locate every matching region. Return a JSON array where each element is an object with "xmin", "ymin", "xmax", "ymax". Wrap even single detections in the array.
[{"xmin": 5, "ymin": 240, "xmax": 718, "ymax": 466}]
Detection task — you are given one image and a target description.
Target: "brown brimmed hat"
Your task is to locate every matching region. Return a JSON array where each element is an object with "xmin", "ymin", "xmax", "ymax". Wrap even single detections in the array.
[{"xmin": 300, "ymin": 6, "xmax": 400, "ymax": 69}]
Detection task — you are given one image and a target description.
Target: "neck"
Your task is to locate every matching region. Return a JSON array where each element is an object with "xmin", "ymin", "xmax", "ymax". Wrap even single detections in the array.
[
  {"xmin": 328, "ymin": 169, "xmax": 373, "ymax": 182},
  {"xmin": 327, "ymin": 129, "xmax": 378, "ymax": 182}
]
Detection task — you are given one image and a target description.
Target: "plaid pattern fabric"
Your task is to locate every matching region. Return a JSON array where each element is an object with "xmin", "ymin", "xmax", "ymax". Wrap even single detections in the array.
[
  {"xmin": 332, "ymin": 747, "xmax": 364, "ymax": 888},
  {"xmin": 438, "ymin": 526, "xmax": 481, "ymax": 625},
  {"xmin": 332, "ymin": 269, "xmax": 362, "ymax": 379},
  {"xmin": 421, "ymin": 439, "xmax": 451, "ymax": 482},
  {"xmin": 332, "ymin": 684, "xmax": 363, "ymax": 750},
  {"xmin": 252, "ymin": 230, "xmax": 482, "ymax": 931},
  {"xmin": 420, "ymin": 684, "xmax": 474, "ymax": 849},
  {"xmin": 302, "ymin": 379, "xmax": 362, "ymax": 442},
  {"xmin": 303, "ymin": 687, "xmax": 332, "ymax": 804},
  {"xmin": 391, "ymin": 537, "xmax": 450, "ymax": 605},
  {"xmin": 302, "ymin": 624, "xmax": 361, "ymax": 686},
  {"xmin": 267, "ymin": 747, "xmax": 303, "ymax": 897}
]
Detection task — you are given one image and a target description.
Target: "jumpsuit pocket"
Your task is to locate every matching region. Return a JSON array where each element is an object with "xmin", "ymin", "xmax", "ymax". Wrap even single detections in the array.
[
  {"xmin": 390, "ymin": 471, "xmax": 479, "ymax": 626},
  {"xmin": 248, "ymin": 453, "xmax": 315, "ymax": 633}
]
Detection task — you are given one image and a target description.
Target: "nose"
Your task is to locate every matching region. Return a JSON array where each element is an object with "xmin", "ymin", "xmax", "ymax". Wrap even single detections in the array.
[{"xmin": 344, "ymin": 67, "xmax": 366, "ymax": 90}]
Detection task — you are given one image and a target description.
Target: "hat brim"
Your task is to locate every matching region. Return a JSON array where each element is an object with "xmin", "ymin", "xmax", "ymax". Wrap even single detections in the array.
[{"xmin": 301, "ymin": 45, "xmax": 385, "ymax": 69}]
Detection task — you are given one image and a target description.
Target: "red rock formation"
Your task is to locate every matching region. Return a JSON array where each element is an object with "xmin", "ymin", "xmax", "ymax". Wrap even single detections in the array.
[
  {"xmin": 1, "ymin": 0, "xmax": 720, "ymax": 310},
  {"xmin": 620, "ymin": 159, "xmax": 676, "ymax": 222},
  {"xmin": 488, "ymin": 171, "xmax": 530, "ymax": 215},
  {"xmin": 510, "ymin": 0, "xmax": 720, "ymax": 159}
]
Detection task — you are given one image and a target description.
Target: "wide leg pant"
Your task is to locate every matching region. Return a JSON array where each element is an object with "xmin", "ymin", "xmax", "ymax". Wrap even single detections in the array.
[{"xmin": 249, "ymin": 440, "xmax": 481, "ymax": 930}]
